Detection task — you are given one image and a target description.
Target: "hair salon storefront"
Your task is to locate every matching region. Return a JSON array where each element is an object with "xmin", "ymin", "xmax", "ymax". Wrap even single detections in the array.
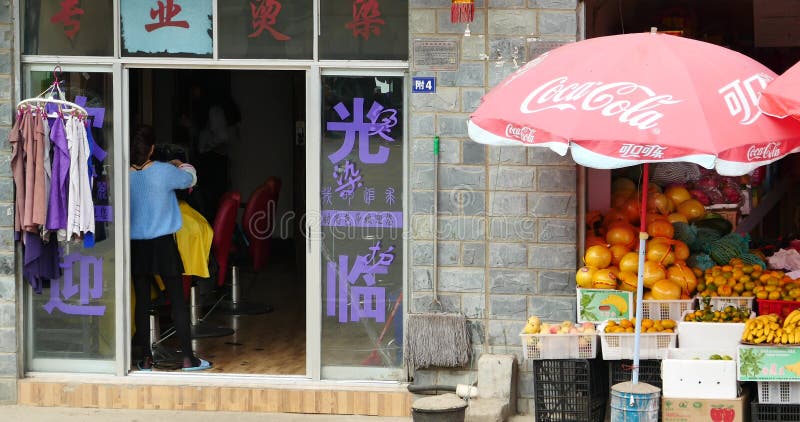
[{"xmin": 1, "ymin": 0, "xmax": 583, "ymax": 417}]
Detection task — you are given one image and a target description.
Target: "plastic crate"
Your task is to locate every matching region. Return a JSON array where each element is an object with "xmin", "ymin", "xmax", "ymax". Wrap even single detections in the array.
[
  {"xmin": 758, "ymin": 382, "xmax": 800, "ymax": 404},
  {"xmin": 752, "ymin": 401, "xmax": 800, "ymax": 421},
  {"xmin": 758, "ymin": 299, "xmax": 800, "ymax": 319},
  {"xmin": 533, "ymin": 359, "xmax": 607, "ymax": 422},
  {"xmin": 608, "ymin": 359, "xmax": 662, "ymax": 388},
  {"xmin": 520, "ymin": 333, "xmax": 597, "ymax": 360},
  {"xmin": 640, "ymin": 299, "xmax": 695, "ymax": 321},
  {"xmin": 598, "ymin": 323, "xmax": 677, "ymax": 360},
  {"xmin": 700, "ymin": 296, "xmax": 755, "ymax": 312}
]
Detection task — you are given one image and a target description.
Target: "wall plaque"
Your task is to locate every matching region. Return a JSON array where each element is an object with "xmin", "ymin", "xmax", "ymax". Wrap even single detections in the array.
[
  {"xmin": 526, "ymin": 39, "xmax": 570, "ymax": 62},
  {"xmin": 413, "ymin": 39, "xmax": 459, "ymax": 71}
]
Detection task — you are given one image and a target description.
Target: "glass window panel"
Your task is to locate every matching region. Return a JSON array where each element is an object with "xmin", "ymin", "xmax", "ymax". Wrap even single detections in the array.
[
  {"xmin": 23, "ymin": 0, "xmax": 114, "ymax": 56},
  {"xmin": 320, "ymin": 0, "xmax": 408, "ymax": 60},
  {"xmin": 121, "ymin": 0, "xmax": 212, "ymax": 57},
  {"xmin": 25, "ymin": 70, "xmax": 116, "ymax": 372},
  {"xmin": 320, "ymin": 75, "xmax": 404, "ymax": 379},
  {"xmin": 219, "ymin": 0, "xmax": 313, "ymax": 59}
]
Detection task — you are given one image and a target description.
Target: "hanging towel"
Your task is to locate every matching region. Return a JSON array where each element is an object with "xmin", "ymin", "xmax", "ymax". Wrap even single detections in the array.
[
  {"xmin": 46, "ymin": 117, "xmax": 70, "ymax": 236},
  {"xmin": 41, "ymin": 113, "xmax": 52, "ymax": 241},
  {"xmin": 65, "ymin": 116, "xmax": 94, "ymax": 241},
  {"xmin": 23, "ymin": 114, "xmax": 47, "ymax": 231},
  {"xmin": 9, "ymin": 113, "xmax": 27, "ymax": 234}
]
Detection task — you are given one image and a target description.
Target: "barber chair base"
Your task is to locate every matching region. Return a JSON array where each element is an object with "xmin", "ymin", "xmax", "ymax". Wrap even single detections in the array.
[
  {"xmin": 190, "ymin": 320, "xmax": 235, "ymax": 339},
  {"xmin": 220, "ymin": 300, "xmax": 274, "ymax": 315}
]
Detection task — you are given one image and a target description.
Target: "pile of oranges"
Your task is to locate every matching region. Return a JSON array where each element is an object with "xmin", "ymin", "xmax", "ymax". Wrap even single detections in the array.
[
  {"xmin": 696, "ymin": 258, "xmax": 796, "ymax": 300},
  {"xmin": 604, "ymin": 318, "xmax": 676, "ymax": 333}
]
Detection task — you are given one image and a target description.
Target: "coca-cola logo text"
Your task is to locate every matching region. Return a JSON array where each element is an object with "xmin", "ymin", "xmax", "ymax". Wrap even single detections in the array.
[
  {"xmin": 747, "ymin": 142, "xmax": 782, "ymax": 161},
  {"xmin": 519, "ymin": 77, "xmax": 682, "ymax": 130},
  {"xmin": 505, "ymin": 124, "xmax": 536, "ymax": 144}
]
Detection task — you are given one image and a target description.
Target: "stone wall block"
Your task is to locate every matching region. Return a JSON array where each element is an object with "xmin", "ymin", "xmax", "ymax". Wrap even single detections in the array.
[
  {"xmin": 490, "ymin": 166, "xmax": 535, "ymax": 190},
  {"xmin": 489, "ymin": 192, "xmax": 527, "ymax": 216},
  {"xmin": 539, "ymin": 271, "xmax": 575, "ymax": 295},
  {"xmin": 462, "ymin": 141, "xmax": 486, "ymax": 165},
  {"xmin": 488, "ymin": 320, "xmax": 526, "ymax": 346},
  {"xmin": 413, "ymin": 267, "xmax": 433, "ymax": 290},
  {"xmin": 528, "ymin": 147, "xmax": 574, "ymax": 165},
  {"xmin": 439, "ymin": 165, "xmax": 486, "ymax": 190},
  {"xmin": 528, "ymin": 193, "xmax": 576, "ymax": 217},
  {"xmin": 538, "ymin": 167, "xmax": 576, "ymax": 191},
  {"xmin": 528, "ymin": 296, "xmax": 577, "ymax": 321},
  {"xmin": 488, "ymin": 10, "xmax": 536, "ymax": 35},
  {"xmin": 439, "ymin": 268, "xmax": 485, "ymax": 292},
  {"xmin": 410, "ymin": 113, "xmax": 436, "ymax": 137},
  {"xmin": 462, "ymin": 294, "xmax": 485, "ymax": 318},
  {"xmin": 411, "ymin": 87, "xmax": 460, "ymax": 113},
  {"xmin": 530, "ymin": 0, "xmax": 577, "ymax": 8},
  {"xmin": 538, "ymin": 10, "xmax": 577, "ymax": 36},
  {"xmin": 412, "ymin": 165, "xmax": 435, "ymax": 189},
  {"xmin": 462, "ymin": 242, "xmax": 486, "ymax": 267},
  {"xmin": 538, "ymin": 219, "xmax": 576, "ymax": 243},
  {"xmin": 489, "ymin": 217, "xmax": 536, "ymax": 241},
  {"xmin": 461, "ymin": 35, "xmax": 486, "ymax": 60},
  {"xmin": 528, "ymin": 244, "xmax": 576, "ymax": 269},
  {"xmin": 454, "ymin": 63, "xmax": 485, "ymax": 87},
  {"xmin": 462, "ymin": 88, "xmax": 486, "ymax": 113},
  {"xmin": 0, "ymin": 276, "xmax": 13, "ymax": 301},
  {"xmin": 438, "ymin": 241, "xmax": 461, "ymax": 265},
  {"xmin": 437, "ymin": 114, "xmax": 469, "ymax": 137},
  {"xmin": 489, "ymin": 242, "xmax": 528, "ymax": 268},
  {"xmin": 490, "ymin": 269, "xmax": 537, "ymax": 294},
  {"xmin": 437, "ymin": 10, "xmax": 486, "ymax": 34},
  {"xmin": 488, "ymin": 146, "xmax": 527, "ymax": 165},
  {"xmin": 410, "ymin": 10, "xmax": 436, "ymax": 33},
  {"xmin": 412, "ymin": 293, "xmax": 461, "ymax": 313},
  {"xmin": 438, "ymin": 216, "xmax": 485, "ymax": 240}
]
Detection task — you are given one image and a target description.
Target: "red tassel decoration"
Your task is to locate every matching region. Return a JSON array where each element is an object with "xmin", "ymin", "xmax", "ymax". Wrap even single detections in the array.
[{"xmin": 451, "ymin": 0, "xmax": 474, "ymax": 24}]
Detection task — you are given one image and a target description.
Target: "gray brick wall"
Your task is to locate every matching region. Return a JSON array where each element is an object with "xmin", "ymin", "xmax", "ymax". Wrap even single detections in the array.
[
  {"xmin": 0, "ymin": 0, "xmax": 15, "ymax": 404},
  {"xmin": 409, "ymin": 1, "xmax": 578, "ymax": 415}
]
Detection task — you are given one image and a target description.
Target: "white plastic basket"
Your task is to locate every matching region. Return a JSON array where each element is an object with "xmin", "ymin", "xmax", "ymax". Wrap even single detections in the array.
[
  {"xmin": 598, "ymin": 323, "xmax": 677, "ymax": 360},
  {"xmin": 520, "ymin": 333, "xmax": 597, "ymax": 360},
  {"xmin": 757, "ymin": 381, "xmax": 800, "ymax": 404},
  {"xmin": 698, "ymin": 296, "xmax": 755, "ymax": 312},
  {"xmin": 640, "ymin": 299, "xmax": 695, "ymax": 321}
]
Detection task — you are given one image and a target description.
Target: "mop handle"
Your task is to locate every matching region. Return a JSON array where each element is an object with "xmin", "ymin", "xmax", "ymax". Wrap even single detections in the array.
[{"xmin": 432, "ymin": 136, "xmax": 440, "ymax": 304}]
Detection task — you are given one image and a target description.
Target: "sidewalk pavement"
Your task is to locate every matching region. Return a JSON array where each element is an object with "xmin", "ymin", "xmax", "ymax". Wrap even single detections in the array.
[{"xmin": 0, "ymin": 405, "xmax": 533, "ymax": 421}]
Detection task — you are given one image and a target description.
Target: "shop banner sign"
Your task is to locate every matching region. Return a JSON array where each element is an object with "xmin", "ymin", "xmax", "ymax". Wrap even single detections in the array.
[{"xmin": 121, "ymin": 0, "xmax": 212, "ymax": 55}]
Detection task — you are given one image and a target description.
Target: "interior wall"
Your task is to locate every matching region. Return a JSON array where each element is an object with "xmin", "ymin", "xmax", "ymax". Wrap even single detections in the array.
[{"xmin": 229, "ymin": 71, "xmax": 296, "ymax": 239}]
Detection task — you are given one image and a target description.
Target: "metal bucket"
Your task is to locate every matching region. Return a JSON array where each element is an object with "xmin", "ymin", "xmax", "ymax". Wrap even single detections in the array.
[
  {"xmin": 610, "ymin": 381, "xmax": 661, "ymax": 422},
  {"xmin": 411, "ymin": 393, "xmax": 467, "ymax": 422}
]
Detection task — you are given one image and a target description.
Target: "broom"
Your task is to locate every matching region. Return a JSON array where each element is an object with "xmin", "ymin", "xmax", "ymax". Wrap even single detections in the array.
[{"xmin": 404, "ymin": 136, "xmax": 471, "ymax": 371}]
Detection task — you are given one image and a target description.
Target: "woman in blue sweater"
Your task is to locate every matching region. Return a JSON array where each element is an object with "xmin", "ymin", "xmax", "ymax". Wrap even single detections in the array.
[{"xmin": 129, "ymin": 125, "xmax": 211, "ymax": 371}]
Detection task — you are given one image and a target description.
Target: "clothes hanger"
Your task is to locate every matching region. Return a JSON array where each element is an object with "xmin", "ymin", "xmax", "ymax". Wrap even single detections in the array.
[{"xmin": 15, "ymin": 66, "xmax": 88, "ymax": 119}]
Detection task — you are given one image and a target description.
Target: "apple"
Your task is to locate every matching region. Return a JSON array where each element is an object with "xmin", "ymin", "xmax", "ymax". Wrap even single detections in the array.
[{"xmin": 549, "ymin": 326, "xmax": 560, "ymax": 335}]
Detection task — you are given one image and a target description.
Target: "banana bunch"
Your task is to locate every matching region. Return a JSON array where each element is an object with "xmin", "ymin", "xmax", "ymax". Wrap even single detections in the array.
[{"xmin": 741, "ymin": 312, "xmax": 800, "ymax": 345}]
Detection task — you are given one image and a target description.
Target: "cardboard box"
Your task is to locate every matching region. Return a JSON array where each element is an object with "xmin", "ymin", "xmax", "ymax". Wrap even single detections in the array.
[
  {"xmin": 738, "ymin": 345, "xmax": 800, "ymax": 381},
  {"xmin": 662, "ymin": 391, "xmax": 749, "ymax": 422},
  {"xmin": 577, "ymin": 288, "xmax": 632, "ymax": 323},
  {"xmin": 662, "ymin": 349, "xmax": 739, "ymax": 399}
]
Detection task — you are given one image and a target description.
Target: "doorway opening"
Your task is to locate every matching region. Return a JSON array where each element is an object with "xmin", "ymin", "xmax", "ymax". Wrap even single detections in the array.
[{"xmin": 128, "ymin": 69, "xmax": 307, "ymax": 375}]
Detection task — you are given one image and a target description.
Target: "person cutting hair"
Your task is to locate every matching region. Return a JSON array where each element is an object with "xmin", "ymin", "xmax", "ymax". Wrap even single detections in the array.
[{"xmin": 129, "ymin": 125, "xmax": 211, "ymax": 371}]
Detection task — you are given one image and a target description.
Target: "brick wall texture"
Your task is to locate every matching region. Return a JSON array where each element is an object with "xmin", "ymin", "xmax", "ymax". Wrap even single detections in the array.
[{"xmin": 409, "ymin": 0, "xmax": 579, "ymax": 414}]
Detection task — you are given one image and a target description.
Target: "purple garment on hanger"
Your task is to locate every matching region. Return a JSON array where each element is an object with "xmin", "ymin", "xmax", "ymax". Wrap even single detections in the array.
[
  {"xmin": 22, "ymin": 231, "xmax": 61, "ymax": 294},
  {"xmin": 46, "ymin": 118, "xmax": 69, "ymax": 231}
]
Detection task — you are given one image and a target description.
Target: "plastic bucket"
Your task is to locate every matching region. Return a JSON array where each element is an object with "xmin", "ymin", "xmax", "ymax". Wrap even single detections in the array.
[
  {"xmin": 610, "ymin": 382, "xmax": 660, "ymax": 422},
  {"xmin": 411, "ymin": 393, "xmax": 467, "ymax": 422}
]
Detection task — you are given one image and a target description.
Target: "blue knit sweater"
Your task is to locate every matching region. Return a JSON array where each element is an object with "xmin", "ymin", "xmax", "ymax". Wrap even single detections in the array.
[{"xmin": 129, "ymin": 162, "xmax": 194, "ymax": 240}]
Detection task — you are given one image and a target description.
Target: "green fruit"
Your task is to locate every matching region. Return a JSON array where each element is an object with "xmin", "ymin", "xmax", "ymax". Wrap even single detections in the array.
[{"xmin": 709, "ymin": 354, "xmax": 722, "ymax": 360}]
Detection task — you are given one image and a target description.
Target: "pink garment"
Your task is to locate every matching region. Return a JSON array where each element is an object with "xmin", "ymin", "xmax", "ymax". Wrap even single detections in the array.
[
  {"xmin": 9, "ymin": 114, "xmax": 25, "ymax": 233},
  {"xmin": 23, "ymin": 114, "xmax": 46, "ymax": 231}
]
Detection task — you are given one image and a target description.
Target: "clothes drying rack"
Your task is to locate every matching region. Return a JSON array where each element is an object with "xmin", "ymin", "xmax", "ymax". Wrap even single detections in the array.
[{"xmin": 16, "ymin": 66, "xmax": 88, "ymax": 119}]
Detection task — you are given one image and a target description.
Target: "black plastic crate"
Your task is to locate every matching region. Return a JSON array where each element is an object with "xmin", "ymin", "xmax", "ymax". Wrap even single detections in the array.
[
  {"xmin": 752, "ymin": 401, "xmax": 800, "ymax": 421},
  {"xmin": 609, "ymin": 359, "xmax": 662, "ymax": 389},
  {"xmin": 533, "ymin": 359, "xmax": 607, "ymax": 422}
]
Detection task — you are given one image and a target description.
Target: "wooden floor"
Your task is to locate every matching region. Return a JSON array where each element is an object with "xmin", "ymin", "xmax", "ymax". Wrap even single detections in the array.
[{"xmin": 143, "ymin": 257, "xmax": 306, "ymax": 375}]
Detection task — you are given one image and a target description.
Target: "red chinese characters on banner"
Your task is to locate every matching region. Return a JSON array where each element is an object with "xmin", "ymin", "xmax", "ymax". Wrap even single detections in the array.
[
  {"xmin": 345, "ymin": 0, "xmax": 384, "ymax": 40},
  {"xmin": 50, "ymin": 0, "xmax": 85, "ymax": 40},
  {"xmin": 249, "ymin": 0, "xmax": 290, "ymax": 41},
  {"xmin": 145, "ymin": 0, "xmax": 189, "ymax": 32}
]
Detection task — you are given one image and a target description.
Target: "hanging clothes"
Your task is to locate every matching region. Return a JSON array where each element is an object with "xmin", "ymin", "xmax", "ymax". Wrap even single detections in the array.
[
  {"xmin": 22, "ymin": 231, "xmax": 61, "ymax": 294},
  {"xmin": 10, "ymin": 112, "xmax": 28, "ymax": 234},
  {"xmin": 22, "ymin": 112, "xmax": 47, "ymax": 232},
  {"xmin": 65, "ymin": 115, "xmax": 94, "ymax": 241},
  {"xmin": 46, "ymin": 116, "xmax": 70, "ymax": 238},
  {"xmin": 41, "ymin": 113, "xmax": 52, "ymax": 241},
  {"xmin": 175, "ymin": 200, "xmax": 213, "ymax": 278}
]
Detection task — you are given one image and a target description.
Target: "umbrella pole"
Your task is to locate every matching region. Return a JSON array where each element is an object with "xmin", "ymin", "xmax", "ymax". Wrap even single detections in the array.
[{"xmin": 632, "ymin": 163, "xmax": 650, "ymax": 385}]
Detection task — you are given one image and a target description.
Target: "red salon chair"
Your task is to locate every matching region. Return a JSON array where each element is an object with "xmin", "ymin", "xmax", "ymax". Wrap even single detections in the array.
[
  {"xmin": 187, "ymin": 192, "xmax": 240, "ymax": 338},
  {"xmin": 221, "ymin": 179, "xmax": 281, "ymax": 315}
]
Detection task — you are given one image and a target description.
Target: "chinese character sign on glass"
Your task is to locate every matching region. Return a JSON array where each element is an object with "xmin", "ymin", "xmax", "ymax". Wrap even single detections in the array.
[
  {"xmin": 145, "ymin": 0, "xmax": 189, "ymax": 32},
  {"xmin": 333, "ymin": 160, "xmax": 363, "ymax": 202},
  {"xmin": 345, "ymin": 0, "xmax": 385, "ymax": 40},
  {"xmin": 326, "ymin": 241, "xmax": 395, "ymax": 323},
  {"xmin": 327, "ymin": 97, "xmax": 398, "ymax": 165},
  {"xmin": 249, "ymin": 0, "xmax": 290, "ymax": 41},
  {"xmin": 50, "ymin": 0, "xmax": 85, "ymax": 40},
  {"xmin": 44, "ymin": 251, "xmax": 106, "ymax": 316}
]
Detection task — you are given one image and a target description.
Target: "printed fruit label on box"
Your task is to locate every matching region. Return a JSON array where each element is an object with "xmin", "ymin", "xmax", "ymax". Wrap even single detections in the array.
[
  {"xmin": 577, "ymin": 289, "xmax": 632, "ymax": 323},
  {"xmin": 738, "ymin": 345, "xmax": 800, "ymax": 381}
]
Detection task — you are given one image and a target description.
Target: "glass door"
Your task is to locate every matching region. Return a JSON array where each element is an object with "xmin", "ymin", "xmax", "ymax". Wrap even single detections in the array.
[
  {"xmin": 318, "ymin": 72, "xmax": 406, "ymax": 380},
  {"xmin": 23, "ymin": 64, "xmax": 120, "ymax": 373}
]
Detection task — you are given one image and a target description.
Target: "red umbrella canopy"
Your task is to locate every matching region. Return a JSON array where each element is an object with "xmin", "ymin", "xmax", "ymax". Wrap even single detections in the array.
[
  {"xmin": 468, "ymin": 32, "xmax": 800, "ymax": 176},
  {"xmin": 760, "ymin": 60, "xmax": 800, "ymax": 122}
]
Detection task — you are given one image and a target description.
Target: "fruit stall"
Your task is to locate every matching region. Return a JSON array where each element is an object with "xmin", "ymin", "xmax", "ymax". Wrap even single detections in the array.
[{"xmin": 522, "ymin": 164, "xmax": 800, "ymax": 422}]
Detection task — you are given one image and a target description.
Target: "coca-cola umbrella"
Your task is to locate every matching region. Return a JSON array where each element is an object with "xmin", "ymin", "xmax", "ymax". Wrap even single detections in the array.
[
  {"xmin": 759, "ymin": 60, "xmax": 800, "ymax": 121},
  {"xmin": 468, "ymin": 29, "xmax": 800, "ymax": 384}
]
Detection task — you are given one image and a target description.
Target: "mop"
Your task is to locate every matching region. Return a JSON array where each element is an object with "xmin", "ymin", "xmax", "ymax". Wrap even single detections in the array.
[{"xmin": 404, "ymin": 136, "xmax": 470, "ymax": 371}]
